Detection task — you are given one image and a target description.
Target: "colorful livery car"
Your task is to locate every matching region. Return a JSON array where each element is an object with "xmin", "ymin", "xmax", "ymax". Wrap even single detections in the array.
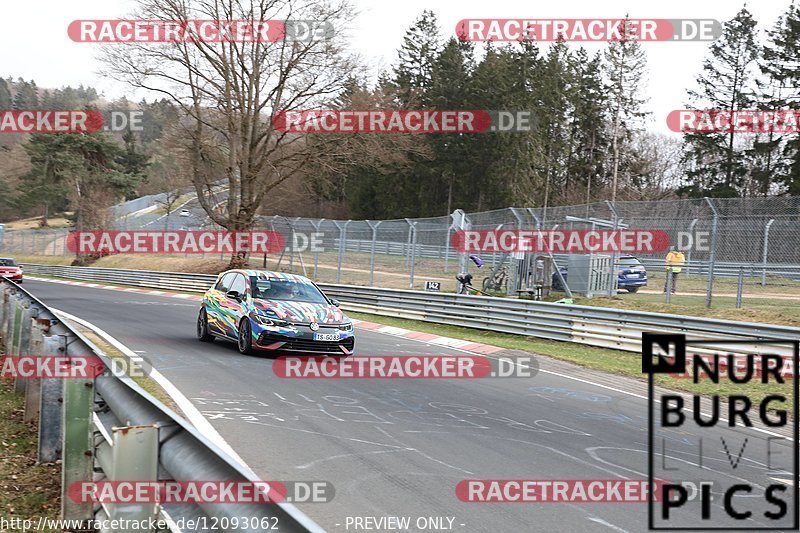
[{"xmin": 197, "ymin": 270, "xmax": 355, "ymax": 355}]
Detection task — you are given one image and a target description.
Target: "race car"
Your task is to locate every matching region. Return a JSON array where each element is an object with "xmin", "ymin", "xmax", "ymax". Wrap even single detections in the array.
[
  {"xmin": 197, "ymin": 269, "xmax": 354, "ymax": 355},
  {"xmin": 0, "ymin": 258, "xmax": 23, "ymax": 283}
]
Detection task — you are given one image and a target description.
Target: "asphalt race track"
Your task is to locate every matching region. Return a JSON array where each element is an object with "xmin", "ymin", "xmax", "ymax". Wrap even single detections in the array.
[{"xmin": 24, "ymin": 279, "xmax": 798, "ymax": 533}]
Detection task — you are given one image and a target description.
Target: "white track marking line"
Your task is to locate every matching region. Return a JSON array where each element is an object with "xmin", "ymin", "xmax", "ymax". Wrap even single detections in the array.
[
  {"xmin": 587, "ymin": 517, "xmax": 631, "ymax": 533},
  {"xmin": 51, "ymin": 308, "xmax": 254, "ymax": 476}
]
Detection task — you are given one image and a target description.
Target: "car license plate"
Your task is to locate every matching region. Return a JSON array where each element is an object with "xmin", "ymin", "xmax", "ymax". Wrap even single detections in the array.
[
  {"xmin": 626, "ymin": 274, "xmax": 639, "ymax": 279},
  {"xmin": 314, "ymin": 333, "xmax": 340, "ymax": 342}
]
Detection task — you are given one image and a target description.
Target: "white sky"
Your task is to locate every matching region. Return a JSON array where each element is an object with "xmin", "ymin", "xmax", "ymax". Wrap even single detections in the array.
[{"xmin": 1, "ymin": 0, "xmax": 791, "ymax": 134}]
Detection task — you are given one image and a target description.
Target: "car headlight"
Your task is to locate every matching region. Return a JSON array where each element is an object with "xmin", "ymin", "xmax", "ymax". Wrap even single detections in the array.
[
  {"xmin": 339, "ymin": 322, "xmax": 353, "ymax": 332},
  {"xmin": 255, "ymin": 315, "xmax": 290, "ymax": 327}
]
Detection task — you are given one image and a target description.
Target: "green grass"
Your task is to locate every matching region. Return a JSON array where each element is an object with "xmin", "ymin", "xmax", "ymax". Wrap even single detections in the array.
[
  {"xmin": 347, "ymin": 311, "xmax": 794, "ymax": 407},
  {"xmin": 543, "ymin": 291, "xmax": 800, "ymax": 327}
]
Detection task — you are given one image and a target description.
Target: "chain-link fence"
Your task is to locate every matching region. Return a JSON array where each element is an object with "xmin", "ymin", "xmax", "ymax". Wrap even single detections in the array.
[{"xmin": 3, "ymin": 196, "xmax": 800, "ymax": 314}]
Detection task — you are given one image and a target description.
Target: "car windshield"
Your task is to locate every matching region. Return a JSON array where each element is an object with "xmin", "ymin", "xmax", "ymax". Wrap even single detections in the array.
[
  {"xmin": 250, "ymin": 276, "xmax": 328, "ymax": 304},
  {"xmin": 619, "ymin": 257, "xmax": 642, "ymax": 267},
  {"xmin": 0, "ymin": 259, "xmax": 17, "ymax": 267}
]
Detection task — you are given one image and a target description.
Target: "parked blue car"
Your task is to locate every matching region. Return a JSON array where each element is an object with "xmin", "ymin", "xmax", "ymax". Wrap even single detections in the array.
[{"xmin": 552, "ymin": 255, "xmax": 648, "ymax": 293}]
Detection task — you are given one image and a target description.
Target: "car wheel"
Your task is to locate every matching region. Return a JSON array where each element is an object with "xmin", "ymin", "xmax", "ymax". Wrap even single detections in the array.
[
  {"xmin": 238, "ymin": 318, "xmax": 254, "ymax": 355},
  {"xmin": 626, "ymin": 287, "xmax": 639, "ymax": 293},
  {"xmin": 197, "ymin": 309, "xmax": 214, "ymax": 342}
]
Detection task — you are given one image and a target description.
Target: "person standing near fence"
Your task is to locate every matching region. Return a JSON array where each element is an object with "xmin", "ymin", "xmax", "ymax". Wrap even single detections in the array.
[{"xmin": 664, "ymin": 246, "xmax": 685, "ymax": 293}]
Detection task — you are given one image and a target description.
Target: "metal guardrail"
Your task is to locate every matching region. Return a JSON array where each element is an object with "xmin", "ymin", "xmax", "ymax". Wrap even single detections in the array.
[
  {"xmin": 20, "ymin": 264, "xmax": 800, "ymax": 358},
  {"xmin": 0, "ymin": 277, "xmax": 321, "ymax": 532}
]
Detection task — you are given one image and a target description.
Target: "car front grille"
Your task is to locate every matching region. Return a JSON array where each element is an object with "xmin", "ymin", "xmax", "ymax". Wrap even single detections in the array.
[{"xmin": 258, "ymin": 333, "xmax": 354, "ymax": 354}]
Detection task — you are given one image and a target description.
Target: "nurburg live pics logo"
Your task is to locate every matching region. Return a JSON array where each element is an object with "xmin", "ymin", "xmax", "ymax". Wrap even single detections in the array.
[{"xmin": 643, "ymin": 333, "xmax": 799, "ymax": 530}]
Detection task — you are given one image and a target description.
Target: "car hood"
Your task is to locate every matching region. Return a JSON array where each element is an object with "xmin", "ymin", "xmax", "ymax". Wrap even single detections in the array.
[
  {"xmin": 252, "ymin": 298, "xmax": 345, "ymax": 324},
  {"xmin": 0, "ymin": 266, "xmax": 19, "ymax": 272}
]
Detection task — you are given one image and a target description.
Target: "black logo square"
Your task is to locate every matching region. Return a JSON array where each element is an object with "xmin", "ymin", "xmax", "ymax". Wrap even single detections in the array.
[{"xmin": 642, "ymin": 333, "xmax": 686, "ymax": 374}]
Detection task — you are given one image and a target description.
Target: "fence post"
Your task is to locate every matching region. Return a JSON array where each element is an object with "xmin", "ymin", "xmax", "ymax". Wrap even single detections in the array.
[
  {"xmin": 405, "ymin": 219, "xmax": 418, "ymax": 288},
  {"xmin": 335, "ymin": 220, "xmax": 351, "ymax": 284},
  {"xmin": 665, "ymin": 270, "xmax": 673, "ymax": 304},
  {"xmin": 451, "ymin": 210, "xmax": 469, "ymax": 291},
  {"xmin": 366, "ymin": 221, "xmax": 382, "ymax": 287},
  {"xmin": 736, "ymin": 267, "xmax": 744, "ymax": 308},
  {"xmin": 444, "ymin": 215, "xmax": 453, "ymax": 273},
  {"xmin": 509, "ymin": 208, "xmax": 527, "ymax": 296},
  {"xmin": 704, "ymin": 197, "xmax": 719, "ymax": 308},
  {"xmin": 606, "ymin": 200, "xmax": 620, "ymax": 297},
  {"xmin": 685, "ymin": 218, "xmax": 698, "ymax": 277},
  {"xmin": 762, "ymin": 219, "xmax": 775, "ymax": 287},
  {"xmin": 39, "ymin": 333, "xmax": 66, "ymax": 462},
  {"xmin": 405, "ymin": 223, "xmax": 413, "ymax": 269},
  {"xmin": 312, "ymin": 219, "xmax": 324, "ymax": 280}
]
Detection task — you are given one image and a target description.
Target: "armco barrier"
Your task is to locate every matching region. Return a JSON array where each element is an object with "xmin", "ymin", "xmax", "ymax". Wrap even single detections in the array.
[
  {"xmin": 0, "ymin": 278, "xmax": 322, "ymax": 532},
  {"xmin": 20, "ymin": 263, "xmax": 800, "ymax": 358}
]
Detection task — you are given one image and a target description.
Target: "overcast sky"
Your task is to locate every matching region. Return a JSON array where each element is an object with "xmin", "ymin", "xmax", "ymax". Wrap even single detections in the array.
[{"xmin": 2, "ymin": 0, "xmax": 791, "ymax": 134}]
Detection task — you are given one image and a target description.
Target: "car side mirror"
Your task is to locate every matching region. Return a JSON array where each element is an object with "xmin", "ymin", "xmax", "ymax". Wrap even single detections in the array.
[
  {"xmin": 226, "ymin": 290, "xmax": 241, "ymax": 300},
  {"xmin": 330, "ymin": 299, "xmax": 340, "ymax": 307}
]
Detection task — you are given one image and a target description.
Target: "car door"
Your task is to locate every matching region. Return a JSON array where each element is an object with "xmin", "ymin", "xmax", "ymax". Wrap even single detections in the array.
[
  {"xmin": 206, "ymin": 272, "xmax": 234, "ymax": 336},
  {"xmin": 222, "ymin": 273, "xmax": 249, "ymax": 338}
]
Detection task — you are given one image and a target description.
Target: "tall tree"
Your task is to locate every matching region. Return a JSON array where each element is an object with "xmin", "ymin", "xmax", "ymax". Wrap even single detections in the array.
[
  {"xmin": 603, "ymin": 16, "xmax": 649, "ymax": 203},
  {"xmin": 20, "ymin": 133, "xmax": 142, "ymax": 231},
  {"xmin": 102, "ymin": 0, "xmax": 358, "ymax": 268},
  {"xmin": 392, "ymin": 10, "xmax": 442, "ymax": 107},
  {"xmin": 565, "ymin": 48, "xmax": 609, "ymax": 204},
  {"xmin": 0, "ymin": 79, "xmax": 11, "ymax": 109},
  {"xmin": 12, "ymin": 79, "xmax": 39, "ymax": 109},
  {"xmin": 681, "ymin": 7, "xmax": 759, "ymax": 197},
  {"xmin": 760, "ymin": 1, "xmax": 800, "ymax": 194}
]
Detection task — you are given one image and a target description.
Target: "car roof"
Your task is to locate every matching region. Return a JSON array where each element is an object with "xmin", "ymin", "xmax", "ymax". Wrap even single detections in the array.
[{"xmin": 223, "ymin": 269, "xmax": 314, "ymax": 284}]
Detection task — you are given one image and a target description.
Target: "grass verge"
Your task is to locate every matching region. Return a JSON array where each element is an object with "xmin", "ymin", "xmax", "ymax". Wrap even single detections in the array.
[
  {"xmin": 347, "ymin": 311, "xmax": 794, "ymax": 407},
  {"xmin": 0, "ymin": 378, "xmax": 60, "ymax": 528}
]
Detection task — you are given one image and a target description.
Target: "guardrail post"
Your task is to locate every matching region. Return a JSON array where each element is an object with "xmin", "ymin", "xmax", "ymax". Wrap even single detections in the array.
[
  {"xmin": 762, "ymin": 219, "xmax": 774, "ymax": 287},
  {"xmin": 14, "ymin": 301, "xmax": 34, "ymax": 394},
  {"xmin": 24, "ymin": 308, "xmax": 43, "ymax": 422},
  {"xmin": 0, "ymin": 287, "xmax": 8, "ymax": 331},
  {"xmin": 704, "ymin": 197, "xmax": 719, "ymax": 308},
  {"xmin": 4, "ymin": 291, "xmax": 17, "ymax": 357},
  {"xmin": 39, "ymin": 333, "xmax": 66, "ymax": 462},
  {"xmin": 736, "ymin": 267, "xmax": 744, "ymax": 309},
  {"xmin": 61, "ymin": 339, "xmax": 95, "ymax": 522},
  {"xmin": 95, "ymin": 425, "xmax": 159, "ymax": 527}
]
